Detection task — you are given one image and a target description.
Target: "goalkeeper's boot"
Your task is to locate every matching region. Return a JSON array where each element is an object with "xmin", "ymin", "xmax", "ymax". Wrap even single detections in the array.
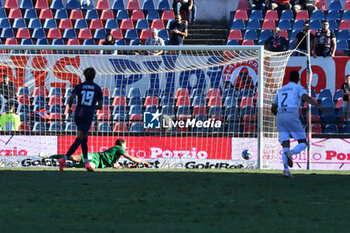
[
  {"xmin": 58, "ymin": 158, "xmax": 66, "ymax": 172},
  {"xmin": 85, "ymin": 162, "xmax": 94, "ymax": 172},
  {"xmin": 283, "ymin": 170, "xmax": 294, "ymax": 179},
  {"xmin": 285, "ymin": 150, "xmax": 293, "ymax": 168}
]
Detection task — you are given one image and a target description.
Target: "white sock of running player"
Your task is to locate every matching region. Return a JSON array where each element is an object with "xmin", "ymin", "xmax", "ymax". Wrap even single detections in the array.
[
  {"xmin": 291, "ymin": 143, "xmax": 307, "ymax": 155},
  {"xmin": 282, "ymin": 148, "xmax": 290, "ymax": 170}
]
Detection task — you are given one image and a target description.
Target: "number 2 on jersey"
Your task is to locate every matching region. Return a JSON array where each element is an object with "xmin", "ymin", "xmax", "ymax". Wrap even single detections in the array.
[
  {"xmin": 281, "ymin": 93, "xmax": 288, "ymax": 107},
  {"xmin": 81, "ymin": 90, "xmax": 94, "ymax": 106}
]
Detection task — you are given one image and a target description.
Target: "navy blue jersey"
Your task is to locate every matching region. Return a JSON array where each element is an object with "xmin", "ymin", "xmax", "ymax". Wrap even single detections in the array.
[{"xmin": 73, "ymin": 81, "xmax": 103, "ymax": 109}]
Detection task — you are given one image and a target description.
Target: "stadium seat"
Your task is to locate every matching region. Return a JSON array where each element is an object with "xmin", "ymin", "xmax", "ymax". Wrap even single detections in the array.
[
  {"xmin": 176, "ymin": 96, "xmax": 190, "ymax": 107},
  {"xmin": 158, "ymin": 0, "xmax": 170, "ymax": 10},
  {"xmin": 111, "ymin": 30, "xmax": 124, "ymax": 40},
  {"xmin": 176, "ymin": 105, "xmax": 191, "ymax": 117},
  {"xmin": 96, "ymin": 0, "xmax": 110, "ymax": 11},
  {"xmin": 113, "ymin": 122, "xmax": 128, "ymax": 132},
  {"xmin": 244, "ymin": 29, "xmax": 259, "ymax": 41},
  {"xmin": 161, "ymin": 96, "xmax": 175, "ymax": 106},
  {"xmin": 309, "ymin": 19, "xmax": 322, "ymax": 30},
  {"xmin": 70, "ymin": 9, "xmax": 84, "ymax": 22},
  {"xmin": 4, "ymin": 0, "xmax": 18, "ymax": 10},
  {"xmin": 128, "ymin": 87, "xmax": 142, "ymax": 98},
  {"xmin": 62, "ymin": 28, "xmax": 77, "ymax": 40},
  {"xmin": 5, "ymin": 38, "xmax": 18, "ymax": 45},
  {"xmin": 139, "ymin": 29, "xmax": 152, "ymax": 42},
  {"xmin": 50, "ymin": 0, "xmax": 64, "ymax": 9},
  {"xmin": 13, "ymin": 18, "xmax": 26, "ymax": 30},
  {"xmin": 48, "ymin": 122, "xmax": 62, "ymax": 132},
  {"xmin": 17, "ymin": 95, "xmax": 31, "ymax": 105},
  {"xmin": 222, "ymin": 88, "xmax": 237, "ymax": 99},
  {"xmin": 129, "ymin": 122, "xmax": 144, "ymax": 132},
  {"xmin": 112, "ymin": 95, "xmax": 127, "ymax": 106},
  {"xmin": 323, "ymin": 124, "xmax": 338, "ymax": 134},
  {"xmin": 66, "ymin": 0, "xmax": 80, "ymax": 10},
  {"xmin": 192, "ymin": 96, "xmax": 206, "ymax": 107},
  {"xmin": 234, "ymin": 9, "xmax": 248, "ymax": 22},
  {"xmin": 161, "ymin": 105, "xmax": 175, "ymax": 119},
  {"xmin": 206, "ymin": 88, "xmax": 221, "ymax": 101},
  {"xmin": 55, "ymin": 9, "xmax": 68, "ymax": 21},
  {"xmin": 24, "ymin": 8, "xmax": 38, "ymax": 20},
  {"xmin": 336, "ymin": 40, "xmax": 349, "ymax": 52},
  {"xmin": 227, "ymin": 29, "xmax": 242, "ymax": 41},
  {"xmin": 315, "ymin": 0, "xmax": 327, "ymax": 12},
  {"xmin": 280, "ymin": 10, "xmax": 294, "ymax": 21},
  {"xmin": 246, "ymin": 19, "xmax": 261, "ymax": 30},
  {"xmin": 20, "ymin": 0, "xmax": 34, "ymax": 9},
  {"xmin": 278, "ymin": 19, "xmax": 292, "ymax": 30},
  {"xmin": 161, "ymin": 10, "xmax": 175, "ymax": 23},
  {"xmin": 48, "ymin": 95, "xmax": 63, "ymax": 106},
  {"xmin": 89, "ymin": 19, "xmax": 104, "ymax": 31},
  {"xmin": 84, "ymin": 9, "xmax": 99, "ymax": 21},
  {"xmin": 135, "ymin": 19, "xmax": 149, "ymax": 31},
  {"xmin": 236, "ymin": 0, "xmax": 250, "ymax": 10},
  {"xmin": 345, "ymin": 1, "xmax": 350, "ymax": 11},
  {"xmin": 18, "ymin": 122, "xmax": 31, "ymax": 131},
  {"xmin": 142, "ymin": 0, "xmax": 155, "ymax": 11},
  {"xmin": 39, "ymin": 8, "xmax": 54, "ymax": 20},
  {"xmin": 111, "ymin": 0, "xmax": 125, "ymax": 12},
  {"xmin": 0, "ymin": 19, "xmax": 11, "ymax": 28},
  {"xmin": 334, "ymin": 89, "xmax": 343, "ymax": 101},
  {"xmin": 35, "ymin": 0, "xmax": 49, "ymax": 9},
  {"xmin": 8, "ymin": 9, "xmax": 23, "ymax": 21},
  {"xmin": 311, "ymin": 123, "xmax": 322, "ymax": 133},
  {"xmin": 120, "ymin": 19, "xmax": 134, "ymax": 31},
  {"xmin": 224, "ymin": 96, "xmax": 238, "ymax": 107},
  {"xmin": 28, "ymin": 18, "xmax": 42, "ymax": 30},
  {"xmin": 127, "ymin": 0, "xmax": 141, "ymax": 11},
  {"xmin": 295, "ymin": 10, "xmax": 309, "ymax": 21},
  {"xmin": 262, "ymin": 19, "xmax": 276, "ymax": 30},
  {"xmin": 100, "ymin": 9, "xmax": 114, "ymax": 22},
  {"xmin": 265, "ymin": 10, "xmax": 278, "ymax": 21},
  {"xmin": 74, "ymin": 19, "xmax": 88, "ymax": 30},
  {"xmin": 258, "ymin": 29, "xmax": 272, "ymax": 42},
  {"xmin": 326, "ymin": 10, "xmax": 341, "ymax": 21},
  {"xmin": 59, "ymin": 19, "xmax": 73, "ymax": 32},
  {"xmin": 105, "ymin": 19, "xmax": 119, "ymax": 30},
  {"xmin": 144, "ymin": 96, "xmax": 158, "ymax": 107},
  {"xmin": 129, "ymin": 105, "xmax": 142, "ymax": 115},
  {"xmin": 32, "ymin": 122, "xmax": 47, "ymax": 131},
  {"xmin": 310, "ymin": 10, "xmax": 325, "ymax": 21},
  {"xmin": 328, "ymin": 20, "xmax": 338, "ymax": 31},
  {"xmin": 146, "ymin": 9, "xmax": 160, "ymax": 21},
  {"xmin": 151, "ymin": 19, "xmax": 165, "ymax": 29},
  {"xmin": 47, "ymin": 28, "xmax": 62, "ymax": 39},
  {"xmin": 249, "ymin": 10, "xmax": 263, "ymax": 21},
  {"xmin": 293, "ymin": 20, "xmax": 306, "ymax": 31},
  {"xmin": 329, "ymin": 0, "xmax": 343, "ymax": 11},
  {"xmin": 339, "ymin": 20, "xmax": 350, "ymax": 30},
  {"xmin": 16, "ymin": 28, "xmax": 31, "ymax": 39},
  {"xmin": 208, "ymin": 96, "xmax": 222, "ymax": 107},
  {"xmin": 78, "ymin": 28, "xmax": 92, "ymax": 40},
  {"xmin": 208, "ymin": 106, "xmax": 223, "ymax": 117},
  {"xmin": 98, "ymin": 122, "xmax": 112, "ymax": 132},
  {"xmin": 43, "ymin": 18, "xmax": 58, "ymax": 30},
  {"xmin": 93, "ymin": 28, "xmax": 106, "ymax": 39},
  {"xmin": 128, "ymin": 96, "xmax": 142, "ymax": 107},
  {"xmin": 231, "ymin": 19, "xmax": 245, "ymax": 30},
  {"xmin": 1, "ymin": 28, "xmax": 14, "ymax": 39}
]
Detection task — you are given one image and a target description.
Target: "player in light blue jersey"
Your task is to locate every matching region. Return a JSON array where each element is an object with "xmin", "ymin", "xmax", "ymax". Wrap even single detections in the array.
[{"xmin": 271, "ymin": 71, "xmax": 327, "ymax": 178}]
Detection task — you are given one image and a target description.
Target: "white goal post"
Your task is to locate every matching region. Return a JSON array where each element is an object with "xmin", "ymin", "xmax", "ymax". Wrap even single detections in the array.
[{"xmin": 0, "ymin": 45, "xmax": 293, "ymax": 169}]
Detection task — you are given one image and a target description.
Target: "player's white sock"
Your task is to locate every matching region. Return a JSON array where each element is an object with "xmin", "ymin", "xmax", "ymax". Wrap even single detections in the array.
[
  {"xmin": 291, "ymin": 143, "xmax": 307, "ymax": 155},
  {"xmin": 282, "ymin": 148, "xmax": 290, "ymax": 170}
]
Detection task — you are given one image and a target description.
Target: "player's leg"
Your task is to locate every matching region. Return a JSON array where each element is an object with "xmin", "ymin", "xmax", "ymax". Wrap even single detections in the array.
[
  {"xmin": 80, "ymin": 152, "xmax": 100, "ymax": 171},
  {"xmin": 276, "ymin": 116, "xmax": 293, "ymax": 169}
]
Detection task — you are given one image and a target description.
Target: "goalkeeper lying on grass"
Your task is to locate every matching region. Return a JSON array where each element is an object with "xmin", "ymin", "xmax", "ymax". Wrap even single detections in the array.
[{"xmin": 42, "ymin": 138, "xmax": 149, "ymax": 170}]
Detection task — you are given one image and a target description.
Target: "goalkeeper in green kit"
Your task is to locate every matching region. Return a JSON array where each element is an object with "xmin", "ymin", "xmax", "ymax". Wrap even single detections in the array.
[{"xmin": 44, "ymin": 138, "xmax": 149, "ymax": 170}]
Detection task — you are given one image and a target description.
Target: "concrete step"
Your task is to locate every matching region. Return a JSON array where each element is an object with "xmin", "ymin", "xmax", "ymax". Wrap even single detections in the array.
[
  {"xmin": 187, "ymin": 33, "xmax": 226, "ymax": 40},
  {"xmin": 183, "ymin": 39, "xmax": 226, "ymax": 45},
  {"xmin": 188, "ymin": 29, "xmax": 227, "ymax": 36}
]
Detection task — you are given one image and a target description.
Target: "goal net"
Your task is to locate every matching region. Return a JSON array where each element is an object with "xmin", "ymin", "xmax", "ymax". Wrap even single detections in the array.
[{"xmin": 0, "ymin": 45, "xmax": 293, "ymax": 169}]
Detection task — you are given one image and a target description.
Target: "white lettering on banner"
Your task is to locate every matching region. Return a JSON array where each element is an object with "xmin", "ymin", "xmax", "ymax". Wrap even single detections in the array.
[
  {"xmin": 150, "ymin": 147, "xmax": 208, "ymax": 159},
  {"xmin": 162, "ymin": 118, "xmax": 222, "ymax": 128}
]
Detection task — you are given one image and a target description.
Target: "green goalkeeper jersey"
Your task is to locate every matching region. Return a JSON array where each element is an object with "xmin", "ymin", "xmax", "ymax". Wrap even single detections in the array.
[{"xmin": 99, "ymin": 145, "xmax": 126, "ymax": 168}]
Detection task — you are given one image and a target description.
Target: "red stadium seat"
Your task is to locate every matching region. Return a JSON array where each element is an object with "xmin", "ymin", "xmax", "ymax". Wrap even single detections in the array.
[
  {"xmin": 100, "ymin": 9, "xmax": 115, "ymax": 21},
  {"xmin": 176, "ymin": 96, "xmax": 190, "ymax": 107},
  {"xmin": 16, "ymin": 28, "xmax": 31, "ymax": 39},
  {"xmin": 131, "ymin": 9, "xmax": 145, "ymax": 23},
  {"xmin": 242, "ymin": 39, "xmax": 254, "ymax": 45},
  {"xmin": 78, "ymin": 28, "xmax": 93, "ymax": 40},
  {"xmin": 242, "ymin": 122, "xmax": 256, "ymax": 133},
  {"xmin": 35, "ymin": 0, "xmax": 49, "ymax": 9},
  {"xmin": 102, "ymin": 88, "xmax": 110, "ymax": 97},
  {"xmin": 48, "ymin": 95, "xmax": 63, "ymax": 106},
  {"xmin": 67, "ymin": 38, "xmax": 80, "ymax": 45},
  {"xmin": 17, "ymin": 95, "xmax": 31, "ymax": 105},
  {"xmin": 127, "ymin": 0, "xmax": 141, "ymax": 11},
  {"xmin": 112, "ymin": 96, "xmax": 127, "ymax": 106},
  {"xmin": 97, "ymin": 113, "xmax": 110, "ymax": 121},
  {"xmin": 280, "ymin": 29, "xmax": 288, "ymax": 40},
  {"xmin": 59, "ymin": 19, "xmax": 73, "ymax": 31},
  {"xmin": 8, "ymin": 9, "xmax": 23, "ymax": 20},
  {"xmin": 139, "ymin": 29, "xmax": 152, "ymax": 42},
  {"xmin": 315, "ymin": 0, "xmax": 327, "ymax": 11},
  {"xmin": 70, "ymin": 9, "xmax": 84, "ymax": 21},
  {"xmin": 19, "ymin": 122, "xmax": 31, "ymax": 131},
  {"xmin": 4, "ymin": 0, "xmax": 18, "ymax": 10},
  {"xmin": 262, "ymin": 19, "xmax": 276, "ymax": 30},
  {"xmin": 236, "ymin": 0, "xmax": 250, "ymax": 10},
  {"xmin": 242, "ymin": 114, "xmax": 256, "ymax": 122},
  {"xmin": 5, "ymin": 38, "xmax": 18, "ymax": 45},
  {"xmin": 47, "ymin": 28, "xmax": 62, "ymax": 39},
  {"xmin": 161, "ymin": 10, "xmax": 175, "ymax": 24},
  {"xmin": 175, "ymin": 88, "xmax": 189, "ymax": 100},
  {"xmin": 129, "ymin": 114, "xmax": 142, "ymax": 122},
  {"xmin": 193, "ymin": 105, "xmax": 207, "ymax": 117},
  {"xmin": 239, "ymin": 97, "xmax": 254, "ymax": 108},
  {"xmin": 234, "ymin": 9, "xmax": 248, "ymax": 22},
  {"xmin": 335, "ymin": 98, "xmax": 343, "ymax": 110},
  {"xmin": 339, "ymin": 20, "xmax": 350, "ymax": 30},
  {"xmin": 120, "ymin": 19, "xmax": 134, "ymax": 31},
  {"xmin": 150, "ymin": 19, "xmax": 165, "ymax": 29},
  {"xmin": 48, "ymin": 113, "xmax": 62, "ymax": 121},
  {"xmin": 208, "ymin": 96, "xmax": 222, "ymax": 107},
  {"xmin": 144, "ymin": 96, "xmax": 158, "ymax": 107},
  {"xmin": 206, "ymin": 88, "xmax": 221, "ymax": 101},
  {"xmin": 32, "ymin": 86, "xmax": 47, "ymax": 97},
  {"xmin": 64, "ymin": 104, "xmax": 76, "ymax": 116},
  {"xmin": 89, "ymin": 19, "xmax": 104, "ymax": 31},
  {"xmin": 96, "ymin": 0, "xmax": 110, "ymax": 11},
  {"xmin": 210, "ymin": 114, "xmax": 224, "ymax": 121},
  {"xmin": 96, "ymin": 105, "xmax": 111, "ymax": 116},
  {"xmin": 113, "ymin": 123, "xmax": 128, "ymax": 132},
  {"xmin": 228, "ymin": 29, "xmax": 242, "ymax": 41},
  {"xmin": 39, "ymin": 8, "xmax": 54, "ymax": 20},
  {"xmin": 345, "ymin": 1, "xmax": 350, "ymax": 10},
  {"xmin": 265, "ymin": 10, "xmax": 278, "ymax": 21},
  {"xmin": 312, "ymin": 123, "xmax": 322, "ymax": 133},
  {"xmin": 295, "ymin": 10, "xmax": 309, "ymax": 21},
  {"xmin": 110, "ymin": 28, "xmax": 124, "ymax": 39}
]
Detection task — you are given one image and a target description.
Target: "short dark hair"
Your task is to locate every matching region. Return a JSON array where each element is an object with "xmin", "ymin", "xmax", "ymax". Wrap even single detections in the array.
[
  {"xmin": 322, "ymin": 20, "xmax": 329, "ymax": 24},
  {"xmin": 83, "ymin": 67, "xmax": 96, "ymax": 82},
  {"xmin": 116, "ymin": 138, "xmax": 126, "ymax": 146},
  {"xmin": 289, "ymin": 71, "xmax": 300, "ymax": 83}
]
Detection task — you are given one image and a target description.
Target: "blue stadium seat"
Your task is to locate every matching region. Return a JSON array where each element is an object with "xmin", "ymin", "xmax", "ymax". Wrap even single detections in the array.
[
  {"xmin": 290, "ymin": 29, "xmax": 302, "ymax": 42},
  {"xmin": 1, "ymin": 28, "xmax": 14, "ymax": 39},
  {"xmin": 111, "ymin": 0, "xmax": 125, "ymax": 12},
  {"xmin": 240, "ymin": 106, "xmax": 255, "ymax": 117},
  {"xmin": 66, "ymin": 0, "xmax": 81, "ymax": 10},
  {"xmin": 128, "ymin": 87, "xmax": 142, "ymax": 98},
  {"xmin": 63, "ymin": 28, "xmax": 77, "ymax": 39},
  {"xmin": 142, "ymin": 0, "xmax": 155, "ymax": 11},
  {"xmin": 116, "ymin": 10, "xmax": 129, "ymax": 20},
  {"xmin": 225, "ymin": 122, "xmax": 241, "ymax": 133},
  {"xmin": 65, "ymin": 122, "xmax": 77, "ymax": 131},
  {"xmin": 52, "ymin": 38, "xmax": 64, "ymax": 45},
  {"xmin": 32, "ymin": 122, "xmax": 47, "ymax": 131},
  {"xmin": 13, "ymin": 18, "xmax": 26, "ymax": 29},
  {"xmin": 309, "ymin": 19, "xmax": 322, "ymax": 30},
  {"xmin": 17, "ymin": 104, "xmax": 31, "ymax": 115},
  {"xmin": 55, "ymin": 9, "xmax": 68, "ymax": 20},
  {"xmin": 98, "ymin": 122, "xmax": 112, "ymax": 132},
  {"xmin": 192, "ymin": 96, "xmax": 206, "ymax": 107},
  {"xmin": 161, "ymin": 105, "xmax": 175, "ymax": 118},
  {"xmin": 43, "ymin": 18, "xmax": 57, "ymax": 30},
  {"xmin": 83, "ymin": 39, "xmax": 95, "ymax": 45},
  {"xmin": 323, "ymin": 124, "xmax": 338, "ymax": 134},
  {"xmin": 112, "ymin": 105, "xmax": 127, "ymax": 115},
  {"xmin": 310, "ymin": 10, "xmax": 325, "ymax": 21},
  {"xmin": 0, "ymin": 8, "xmax": 6, "ymax": 19},
  {"xmin": 246, "ymin": 19, "xmax": 261, "ymax": 30},
  {"xmin": 21, "ymin": 38, "xmax": 33, "ymax": 45},
  {"xmin": 224, "ymin": 96, "xmax": 238, "ymax": 107},
  {"xmin": 85, "ymin": 9, "xmax": 99, "ymax": 21},
  {"xmin": 176, "ymin": 105, "xmax": 190, "ymax": 117},
  {"xmin": 49, "ymin": 104, "xmax": 62, "ymax": 113},
  {"xmin": 244, "ymin": 29, "xmax": 259, "ymax": 41},
  {"xmin": 328, "ymin": 20, "xmax": 338, "ymax": 31},
  {"xmin": 74, "ymin": 19, "xmax": 88, "ymax": 29},
  {"xmin": 28, "ymin": 18, "xmax": 42, "ymax": 30},
  {"xmin": 293, "ymin": 20, "xmax": 306, "ymax": 30},
  {"xmin": 278, "ymin": 19, "xmax": 292, "ymax": 30},
  {"xmin": 280, "ymin": 10, "xmax": 294, "ymax": 21},
  {"xmin": 115, "ymin": 39, "xmax": 126, "ymax": 45},
  {"xmin": 128, "ymin": 96, "xmax": 142, "ymax": 106},
  {"xmin": 129, "ymin": 105, "xmax": 142, "ymax": 115},
  {"xmin": 49, "ymin": 122, "xmax": 62, "ymax": 132},
  {"xmin": 222, "ymin": 88, "xmax": 237, "ymax": 99},
  {"xmin": 329, "ymin": 0, "xmax": 343, "ymax": 11},
  {"xmin": 158, "ymin": 29, "xmax": 169, "ymax": 40},
  {"xmin": 105, "ymin": 19, "xmax": 119, "ymax": 30},
  {"xmin": 231, "ymin": 19, "xmax": 245, "ymax": 30},
  {"xmin": 340, "ymin": 124, "xmax": 350, "ymax": 133},
  {"xmin": 130, "ymin": 122, "xmax": 144, "ymax": 132},
  {"xmin": 36, "ymin": 38, "xmax": 49, "ymax": 45},
  {"xmin": 342, "ymin": 10, "xmax": 350, "ymax": 20},
  {"xmin": 226, "ymin": 39, "xmax": 239, "ymax": 45},
  {"xmin": 50, "ymin": 0, "xmax": 64, "ymax": 10},
  {"xmin": 158, "ymin": 0, "xmax": 170, "ymax": 10},
  {"xmin": 337, "ymin": 39, "xmax": 349, "ymax": 51},
  {"xmin": 94, "ymin": 28, "xmax": 107, "ymax": 39},
  {"xmin": 33, "ymin": 95, "xmax": 46, "ymax": 107},
  {"xmin": 337, "ymin": 30, "xmax": 350, "ymax": 40},
  {"xmin": 317, "ymin": 89, "xmax": 333, "ymax": 102},
  {"xmin": 238, "ymin": 89, "xmax": 255, "ymax": 100},
  {"xmin": 48, "ymin": 87, "xmax": 62, "ymax": 97},
  {"xmin": 112, "ymin": 87, "xmax": 126, "ymax": 97},
  {"xmin": 135, "ymin": 19, "xmax": 149, "ymax": 31},
  {"xmin": 0, "ymin": 19, "xmax": 11, "ymax": 28},
  {"xmin": 326, "ymin": 10, "xmax": 341, "ymax": 21},
  {"xmin": 32, "ymin": 28, "xmax": 46, "ymax": 39},
  {"xmin": 334, "ymin": 89, "xmax": 343, "ymax": 101},
  {"xmin": 160, "ymin": 96, "xmax": 174, "ymax": 106},
  {"xmin": 208, "ymin": 106, "xmax": 223, "ymax": 117},
  {"xmin": 145, "ymin": 105, "xmax": 157, "ymax": 113},
  {"xmin": 20, "ymin": 0, "xmax": 34, "ymax": 9},
  {"xmin": 249, "ymin": 10, "xmax": 263, "ymax": 21},
  {"xmin": 259, "ymin": 29, "xmax": 272, "ymax": 42},
  {"xmin": 146, "ymin": 10, "xmax": 160, "ymax": 21},
  {"xmin": 17, "ymin": 87, "xmax": 30, "ymax": 96}
]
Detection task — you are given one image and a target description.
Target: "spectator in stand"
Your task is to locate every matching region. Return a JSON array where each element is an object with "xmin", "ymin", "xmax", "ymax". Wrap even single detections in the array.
[
  {"xmin": 313, "ymin": 20, "xmax": 336, "ymax": 58},
  {"xmin": 172, "ymin": 0, "xmax": 197, "ymax": 24},
  {"xmin": 145, "ymin": 29, "xmax": 165, "ymax": 55},
  {"xmin": 0, "ymin": 74, "xmax": 16, "ymax": 101},
  {"xmin": 292, "ymin": 21, "xmax": 316, "ymax": 56},
  {"xmin": 268, "ymin": 0, "xmax": 292, "ymax": 19},
  {"xmin": 292, "ymin": 0, "xmax": 316, "ymax": 18},
  {"xmin": 341, "ymin": 75, "xmax": 350, "ymax": 121},
  {"xmin": 264, "ymin": 27, "xmax": 289, "ymax": 52},
  {"xmin": 168, "ymin": 14, "xmax": 188, "ymax": 46},
  {"xmin": 252, "ymin": 0, "xmax": 267, "ymax": 13},
  {"xmin": 0, "ymin": 103, "xmax": 21, "ymax": 131},
  {"xmin": 102, "ymin": 33, "xmax": 115, "ymax": 54}
]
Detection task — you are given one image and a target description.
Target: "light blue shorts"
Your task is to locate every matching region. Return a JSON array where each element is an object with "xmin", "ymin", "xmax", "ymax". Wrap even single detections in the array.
[{"xmin": 276, "ymin": 113, "xmax": 306, "ymax": 143}]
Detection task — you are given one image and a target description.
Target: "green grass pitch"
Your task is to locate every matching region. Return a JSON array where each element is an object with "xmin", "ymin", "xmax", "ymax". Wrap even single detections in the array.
[{"xmin": 1, "ymin": 168, "xmax": 350, "ymax": 233}]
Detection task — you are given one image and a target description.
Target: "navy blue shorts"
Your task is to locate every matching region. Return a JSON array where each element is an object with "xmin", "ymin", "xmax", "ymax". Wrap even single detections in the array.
[{"xmin": 74, "ymin": 107, "xmax": 94, "ymax": 134}]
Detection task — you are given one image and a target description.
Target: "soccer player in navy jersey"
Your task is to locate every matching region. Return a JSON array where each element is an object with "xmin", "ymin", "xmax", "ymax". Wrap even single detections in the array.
[
  {"xmin": 271, "ymin": 71, "xmax": 327, "ymax": 178},
  {"xmin": 59, "ymin": 67, "xmax": 103, "ymax": 172}
]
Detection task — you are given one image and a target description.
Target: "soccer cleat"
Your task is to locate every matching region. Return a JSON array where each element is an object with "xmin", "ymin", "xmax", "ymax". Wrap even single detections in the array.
[
  {"xmin": 285, "ymin": 150, "xmax": 293, "ymax": 168},
  {"xmin": 283, "ymin": 170, "xmax": 294, "ymax": 179},
  {"xmin": 85, "ymin": 162, "xmax": 94, "ymax": 172},
  {"xmin": 58, "ymin": 158, "xmax": 66, "ymax": 172}
]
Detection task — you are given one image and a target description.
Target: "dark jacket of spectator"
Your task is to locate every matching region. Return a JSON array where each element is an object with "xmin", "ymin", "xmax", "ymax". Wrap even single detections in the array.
[
  {"xmin": 264, "ymin": 27, "xmax": 289, "ymax": 52},
  {"xmin": 0, "ymin": 74, "xmax": 16, "ymax": 100},
  {"xmin": 168, "ymin": 14, "xmax": 188, "ymax": 45}
]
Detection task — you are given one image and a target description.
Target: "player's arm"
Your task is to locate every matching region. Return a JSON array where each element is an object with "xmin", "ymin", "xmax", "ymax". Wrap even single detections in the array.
[
  {"xmin": 331, "ymin": 36, "xmax": 337, "ymax": 57},
  {"xmin": 301, "ymin": 94, "xmax": 328, "ymax": 112},
  {"xmin": 68, "ymin": 92, "xmax": 76, "ymax": 116},
  {"xmin": 122, "ymin": 152, "xmax": 150, "ymax": 167},
  {"xmin": 96, "ymin": 99, "xmax": 102, "ymax": 110}
]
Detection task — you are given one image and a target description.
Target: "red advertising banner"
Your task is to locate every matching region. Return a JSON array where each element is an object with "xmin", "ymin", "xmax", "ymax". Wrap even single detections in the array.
[{"xmin": 58, "ymin": 136, "xmax": 232, "ymax": 160}]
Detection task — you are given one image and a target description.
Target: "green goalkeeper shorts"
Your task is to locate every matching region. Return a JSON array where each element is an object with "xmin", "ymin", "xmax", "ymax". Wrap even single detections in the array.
[{"xmin": 80, "ymin": 153, "xmax": 100, "ymax": 168}]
